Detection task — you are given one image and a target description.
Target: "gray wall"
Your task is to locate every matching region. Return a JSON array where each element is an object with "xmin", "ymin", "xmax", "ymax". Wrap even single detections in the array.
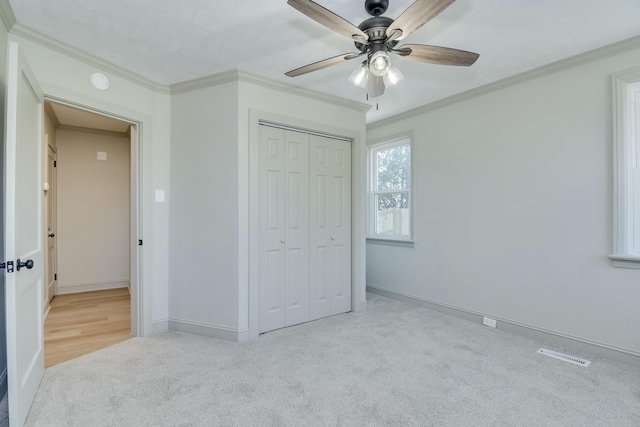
[
  {"xmin": 366, "ymin": 44, "xmax": 640, "ymax": 359},
  {"xmin": 11, "ymin": 33, "xmax": 172, "ymax": 336},
  {"xmin": 56, "ymin": 128, "xmax": 131, "ymax": 294},
  {"xmin": 169, "ymin": 75, "xmax": 369, "ymax": 340}
]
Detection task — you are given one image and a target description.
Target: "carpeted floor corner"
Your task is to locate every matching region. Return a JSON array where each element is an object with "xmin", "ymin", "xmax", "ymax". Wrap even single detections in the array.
[{"xmin": 25, "ymin": 293, "xmax": 640, "ymax": 426}]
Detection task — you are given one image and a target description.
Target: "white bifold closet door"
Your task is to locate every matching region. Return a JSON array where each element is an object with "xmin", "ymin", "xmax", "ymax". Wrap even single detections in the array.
[
  {"xmin": 258, "ymin": 124, "xmax": 351, "ymax": 334},
  {"xmin": 309, "ymin": 134, "xmax": 351, "ymax": 320}
]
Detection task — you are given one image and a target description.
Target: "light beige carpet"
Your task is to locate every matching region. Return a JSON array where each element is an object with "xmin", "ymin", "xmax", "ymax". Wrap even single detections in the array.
[{"xmin": 26, "ymin": 294, "xmax": 640, "ymax": 426}]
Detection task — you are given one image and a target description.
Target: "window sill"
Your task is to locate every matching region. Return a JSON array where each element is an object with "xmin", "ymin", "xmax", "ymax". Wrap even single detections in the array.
[
  {"xmin": 366, "ymin": 238, "xmax": 415, "ymax": 248},
  {"xmin": 608, "ymin": 255, "xmax": 640, "ymax": 269}
]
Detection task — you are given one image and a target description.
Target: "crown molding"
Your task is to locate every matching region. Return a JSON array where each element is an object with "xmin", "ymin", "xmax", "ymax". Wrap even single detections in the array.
[
  {"xmin": 237, "ymin": 71, "xmax": 372, "ymax": 113},
  {"xmin": 10, "ymin": 23, "xmax": 170, "ymax": 94},
  {"xmin": 0, "ymin": 0, "xmax": 16, "ymax": 31},
  {"xmin": 170, "ymin": 70, "xmax": 240, "ymax": 94},
  {"xmin": 369, "ymin": 35, "xmax": 640, "ymax": 130},
  {"xmin": 171, "ymin": 69, "xmax": 371, "ymax": 113}
]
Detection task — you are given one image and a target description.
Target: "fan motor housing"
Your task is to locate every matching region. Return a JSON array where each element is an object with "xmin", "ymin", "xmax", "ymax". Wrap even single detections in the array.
[
  {"xmin": 365, "ymin": 0, "xmax": 389, "ymax": 16},
  {"xmin": 355, "ymin": 16, "xmax": 396, "ymax": 51}
]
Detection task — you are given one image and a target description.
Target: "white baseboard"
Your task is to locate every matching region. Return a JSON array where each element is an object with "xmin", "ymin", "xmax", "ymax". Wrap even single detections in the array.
[
  {"xmin": 151, "ymin": 319, "xmax": 169, "ymax": 335},
  {"xmin": 367, "ymin": 285, "xmax": 640, "ymax": 368},
  {"xmin": 168, "ymin": 318, "xmax": 247, "ymax": 343},
  {"xmin": 353, "ymin": 299, "xmax": 368, "ymax": 313},
  {"xmin": 57, "ymin": 280, "xmax": 129, "ymax": 294}
]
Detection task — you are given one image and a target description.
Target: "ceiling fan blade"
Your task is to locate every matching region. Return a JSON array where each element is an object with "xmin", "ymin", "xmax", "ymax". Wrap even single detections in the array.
[
  {"xmin": 368, "ymin": 76, "xmax": 385, "ymax": 97},
  {"xmin": 285, "ymin": 53, "xmax": 358, "ymax": 77},
  {"xmin": 288, "ymin": 0, "xmax": 367, "ymax": 40},
  {"xmin": 395, "ymin": 44, "xmax": 479, "ymax": 66},
  {"xmin": 386, "ymin": 0, "xmax": 456, "ymax": 41}
]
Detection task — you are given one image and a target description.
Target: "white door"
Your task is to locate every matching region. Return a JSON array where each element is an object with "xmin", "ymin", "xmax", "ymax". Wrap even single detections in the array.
[
  {"xmin": 258, "ymin": 126, "xmax": 311, "ymax": 333},
  {"xmin": 328, "ymin": 138, "xmax": 351, "ymax": 315},
  {"xmin": 283, "ymin": 130, "xmax": 310, "ymax": 327},
  {"xmin": 4, "ymin": 42, "xmax": 45, "ymax": 426},
  {"xmin": 309, "ymin": 135, "xmax": 351, "ymax": 320},
  {"xmin": 45, "ymin": 144, "xmax": 57, "ymax": 303},
  {"xmin": 309, "ymin": 135, "xmax": 333, "ymax": 320}
]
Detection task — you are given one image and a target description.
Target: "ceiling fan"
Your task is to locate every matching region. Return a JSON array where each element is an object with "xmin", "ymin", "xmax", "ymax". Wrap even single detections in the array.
[{"xmin": 285, "ymin": 0, "xmax": 479, "ymax": 97}]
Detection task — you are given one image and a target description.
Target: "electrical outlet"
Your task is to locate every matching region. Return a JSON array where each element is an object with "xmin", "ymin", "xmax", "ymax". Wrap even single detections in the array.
[{"xmin": 482, "ymin": 316, "xmax": 497, "ymax": 328}]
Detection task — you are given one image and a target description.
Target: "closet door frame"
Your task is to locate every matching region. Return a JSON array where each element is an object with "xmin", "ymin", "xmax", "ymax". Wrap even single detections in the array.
[{"xmin": 248, "ymin": 109, "xmax": 366, "ymax": 340}]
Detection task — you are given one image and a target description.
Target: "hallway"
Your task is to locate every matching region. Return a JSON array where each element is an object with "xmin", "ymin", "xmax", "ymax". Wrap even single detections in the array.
[{"xmin": 44, "ymin": 288, "xmax": 131, "ymax": 367}]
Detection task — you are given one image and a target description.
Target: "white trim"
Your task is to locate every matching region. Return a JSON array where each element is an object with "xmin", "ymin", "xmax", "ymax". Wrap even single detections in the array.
[
  {"xmin": 367, "ymin": 285, "xmax": 640, "ymax": 367},
  {"xmin": 41, "ymin": 87, "xmax": 150, "ymax": 336},
  {"xmin": 369, "ymin": 35, "xmax": 640, "ymax": 129},
  {"xmin": 0, "ymin": 0, "xmax": 16, "ymax": 31},
  {"xmin": 168, "ymin": 319, "xmax": 248, "ymax": 343},
  {"xmin": 151, "ymin": 319, "xmax": 169, "ymax": 335},
  {"xmin": 366, "ymin": 238, "xmax": 415, "ymax": 248},
  {"xmin": 611, "ymin": 67, "xmax": 640, "ymax": 267},
  {"xmin": 56, "ymin": 280, "xmax": 129, "ymax": 294},
  {"xmin": 171, "ymin": 70, "xmax": 371, "ymax": 113},
  {"xmin": 248, "ymin": 109, "xmax": 367, "ymax": 340},
  {"xmin": 608, "ymin": 255, "xmax": 640, "ymax": 269},
  {"xmin": 367, "ymin": 136, "xmax": 413, "ymax": 240},
  {"xmin": 259, "ymin": 120, "xmax": 352, "ymax": 142},
  {"xmin": 10, "ymin": 24, "xmax": 170, "ymax": 94}
]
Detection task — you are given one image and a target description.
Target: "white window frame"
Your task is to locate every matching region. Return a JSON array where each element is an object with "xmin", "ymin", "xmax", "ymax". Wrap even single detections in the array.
[
  {"xmin": 610, "ymin": 68, "xmax": 640, "ymax": 269},
  {"xmin": 367, "ymin": 135, "xmax": 413, "ymax": 245}
]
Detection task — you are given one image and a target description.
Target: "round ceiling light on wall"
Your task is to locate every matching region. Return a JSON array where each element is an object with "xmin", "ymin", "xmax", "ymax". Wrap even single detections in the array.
[{"xmin": 90, "ymin": 72, "xmax": 110, "ymax": 91}]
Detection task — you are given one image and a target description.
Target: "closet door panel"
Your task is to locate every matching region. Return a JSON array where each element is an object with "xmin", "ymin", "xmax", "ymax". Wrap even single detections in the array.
[
  {"xmin": 259, "ymin": 126, "xmax": 286, "ymax": 333},
  {"xmin": 309, "ymin": 136, "xmax": 333, "ymax": 321},
  {"xmin": 259, "ymin": 125, "xmax": 352, "ymax": 332},
  {"xmin": 331, "ymin": 140, "xmax": 351, "ymax": 314},
  {"xmin": 284, "ymin": 130, "xmax": 310, "ymax": 326}
]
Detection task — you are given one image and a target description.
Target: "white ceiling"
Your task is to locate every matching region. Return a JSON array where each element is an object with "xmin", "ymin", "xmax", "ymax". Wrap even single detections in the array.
[{"xmin": 10, "ymin": 0, "xmax": 640, "ymax": 123}]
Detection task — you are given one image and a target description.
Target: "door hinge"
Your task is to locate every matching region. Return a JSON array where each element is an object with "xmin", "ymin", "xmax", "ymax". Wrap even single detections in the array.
[
  {"xmin": 54, "ymin": 160, "xmax": 57, "ymax": 167},
  {"xmin": 54, "ymin": 273, "xmax": 57, "ymax": 281},
  {"xmin": 138, "ymin": 239, "xmax": 143, "ymax": 246}
]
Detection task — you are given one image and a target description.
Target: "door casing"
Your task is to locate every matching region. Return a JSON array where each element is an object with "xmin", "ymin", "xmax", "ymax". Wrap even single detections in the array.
[
  {"xmin": 42, "ymin": 97, "xmax": 143, "ymax": 337},
  {"xmin": 248, "ymin": 109, "xmax": 363, "ymax": 341}
]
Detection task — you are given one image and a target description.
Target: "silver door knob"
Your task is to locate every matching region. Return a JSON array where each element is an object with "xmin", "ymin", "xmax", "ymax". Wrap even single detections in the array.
[
  {"xmin": 280, "ymin": 240, "xmax": 285, "ymax": 244},
  {"xmin": 330, "ymin": 237, "xmax": 335, "ymax": 241}
]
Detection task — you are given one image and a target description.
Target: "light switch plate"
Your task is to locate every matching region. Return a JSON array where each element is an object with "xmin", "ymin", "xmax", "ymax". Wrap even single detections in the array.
[
  {"xmin": 97, "ymin": 151, "xmax": 107, "ymax": 161},
  {"xmin": 155, "ymin": 189, "xmax": 165, "ymax": 203}
]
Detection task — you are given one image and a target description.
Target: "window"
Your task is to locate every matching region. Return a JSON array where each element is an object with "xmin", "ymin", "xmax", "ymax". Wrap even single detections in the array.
[
  {"xmin": 610, "ymin": 69, "xmax": 640, "ymax": 269},
  {"xmin": 368, "ymin": 136, "xmax": 412, "ymax": 242}
]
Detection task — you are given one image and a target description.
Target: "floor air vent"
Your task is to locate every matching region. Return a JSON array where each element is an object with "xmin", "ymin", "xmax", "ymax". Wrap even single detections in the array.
[{"xmin": 537, "ymin": 348, "xmax": 591, "ymax": 367}]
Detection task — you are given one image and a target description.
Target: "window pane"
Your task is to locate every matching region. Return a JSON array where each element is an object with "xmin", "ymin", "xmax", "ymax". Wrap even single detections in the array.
[
  {"xmin": 375, "ymin": 192, "xmax": 409, "ymax": 236},
  {"xmin": 376, "ymin": 145, "xmax": 410, "ymax": 191}
]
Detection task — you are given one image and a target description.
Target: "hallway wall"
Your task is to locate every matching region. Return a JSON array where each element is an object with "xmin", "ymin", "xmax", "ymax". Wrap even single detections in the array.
[{"xmin": 56, "ymin": 128, "xmax": 130, "ymax": 294}]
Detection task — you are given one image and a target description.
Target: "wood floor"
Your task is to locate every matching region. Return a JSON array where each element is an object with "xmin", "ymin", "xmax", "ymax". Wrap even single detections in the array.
[{"xmin": 44, "ymin": 288, "xmax": 132, "ymax": 368}]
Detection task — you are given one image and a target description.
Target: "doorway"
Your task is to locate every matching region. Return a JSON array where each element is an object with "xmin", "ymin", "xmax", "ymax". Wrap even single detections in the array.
[{"xmin": 42, "ymin": 100, "xmax": 140, "ymax": 366}]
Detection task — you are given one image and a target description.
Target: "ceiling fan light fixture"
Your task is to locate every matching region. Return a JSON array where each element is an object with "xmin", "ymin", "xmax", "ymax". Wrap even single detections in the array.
[
  {"xmin": 383, "ymin": 66, "xmax": 403, "ymax": 87},
  {"xmin": 349, "ymin": 63, "xmax": 369, "ymax": 88},
  {"xmin": 369, "ymin": 50, "xmax": 391, "ymax": 77}
]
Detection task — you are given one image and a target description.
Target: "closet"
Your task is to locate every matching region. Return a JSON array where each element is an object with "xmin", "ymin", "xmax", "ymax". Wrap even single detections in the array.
[{"xmin": 258, "ymin": 123, "xmax": 351, "ymax": 333}]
